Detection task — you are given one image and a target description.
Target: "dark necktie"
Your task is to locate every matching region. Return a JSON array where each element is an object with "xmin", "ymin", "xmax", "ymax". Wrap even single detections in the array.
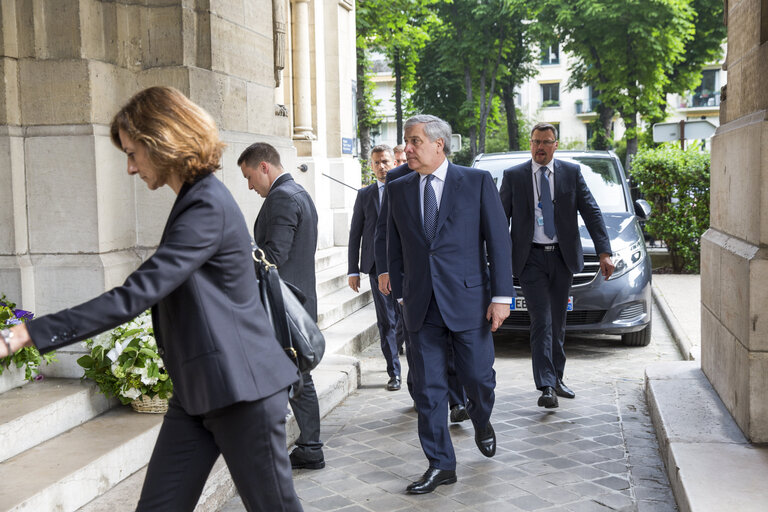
[
  {"xmin": 423, "ymin": 174, "xmax": 438, "ymax": 241},
  {"xmin": 540, "ymin": 168, "xmax": 556, "ymax": 239}
]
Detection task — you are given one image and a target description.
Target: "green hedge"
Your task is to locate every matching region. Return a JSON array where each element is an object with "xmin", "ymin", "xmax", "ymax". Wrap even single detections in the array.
[{"xmin": 631, "ymin": 145, "xmax": 710, "ymax": 273}]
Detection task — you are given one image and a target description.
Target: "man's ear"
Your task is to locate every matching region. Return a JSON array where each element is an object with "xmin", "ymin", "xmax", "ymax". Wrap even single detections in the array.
[{"xmin": 260, "ymin": 161, "xmax": 270, "ymax": 174}]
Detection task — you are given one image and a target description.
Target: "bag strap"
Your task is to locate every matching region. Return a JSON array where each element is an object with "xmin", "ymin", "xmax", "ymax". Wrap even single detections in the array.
[{"xmin": 252, "ymin": 248, "xmax": 304, "ymax": 398}]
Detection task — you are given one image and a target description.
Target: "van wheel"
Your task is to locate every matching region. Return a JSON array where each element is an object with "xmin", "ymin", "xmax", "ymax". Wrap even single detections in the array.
[{"xmin": 622, "ymin": 320, "xmax": 651, "ymax": 346}]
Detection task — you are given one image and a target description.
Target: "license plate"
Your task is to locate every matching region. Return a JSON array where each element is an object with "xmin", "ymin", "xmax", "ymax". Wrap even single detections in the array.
[{"xmin": 510, "ymin": 296, "xmax": 573, "ymax": 311}]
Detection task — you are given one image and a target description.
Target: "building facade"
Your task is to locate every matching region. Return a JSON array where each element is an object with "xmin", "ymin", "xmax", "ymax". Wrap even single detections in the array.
[{"xmin": 0, "ymin": 0, "xmax": 359, "ymax": 375}]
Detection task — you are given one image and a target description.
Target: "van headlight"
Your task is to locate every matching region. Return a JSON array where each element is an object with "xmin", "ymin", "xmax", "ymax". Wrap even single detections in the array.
[{"xmin": 608, "ymin": 240, "xmax": 646, "ymax": 280}]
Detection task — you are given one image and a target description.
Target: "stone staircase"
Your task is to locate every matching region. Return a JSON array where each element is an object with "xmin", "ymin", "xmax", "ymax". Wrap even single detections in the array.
[{"xmin": 0, "ymin": 246, "xmax": 378, "ymax": 511}]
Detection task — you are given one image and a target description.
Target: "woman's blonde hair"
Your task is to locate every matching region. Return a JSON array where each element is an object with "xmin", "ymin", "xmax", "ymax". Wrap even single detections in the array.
[{"xmin": 110, "ymin": 86, "xmax": 225, "ymax": 183}]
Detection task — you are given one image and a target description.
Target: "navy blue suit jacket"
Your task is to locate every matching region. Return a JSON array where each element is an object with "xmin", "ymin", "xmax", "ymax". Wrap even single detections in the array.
[
  {"xmin": 348, "ymin": 182, "xmax": 381, "ymax": 275},
  {"xmin": 498, "ymin": 158, "xmax": 612, "ymax": 276},
  {"xmin": 28, "ymin": 174, "xmax": 299, "ymax": 415},
  {"xmin": 386, "ymin": 163, "xmax": 514, "ymax": 332},
  {"xmin": 374, "ymin": 164, "xmax": 412, "ymax": 277}
]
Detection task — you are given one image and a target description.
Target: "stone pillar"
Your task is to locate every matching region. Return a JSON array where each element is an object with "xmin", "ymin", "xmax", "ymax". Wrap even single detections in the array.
[
  {"xmin": 700, "ymin": 0, "xmax": 768, "ymax": 442},
  {"xmin": 291, "ymin": 0, "xmax": 314, "ymax": 140}
]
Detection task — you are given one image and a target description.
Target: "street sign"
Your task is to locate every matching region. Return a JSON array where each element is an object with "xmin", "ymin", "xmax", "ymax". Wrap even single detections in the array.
[
  {"xmin": 652, "ymin": 120, "xmax": 717, "ymax": 143},
  {"xmin": 451, "ymin": 134, "xmax": 462, "ymax": 153}
]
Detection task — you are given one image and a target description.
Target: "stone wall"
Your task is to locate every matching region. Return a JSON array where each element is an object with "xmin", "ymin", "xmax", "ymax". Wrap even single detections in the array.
[
  {"xmin": 701, "ymin": 0, "xmax": 768, "ymax": 442},
  {"xmin": 0, "ymin": 0, "xmax": 359, "ymax": 377}
]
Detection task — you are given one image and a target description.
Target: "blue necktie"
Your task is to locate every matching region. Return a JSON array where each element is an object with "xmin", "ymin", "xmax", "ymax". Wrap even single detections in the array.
[
  {"xmin": 540, "ymin": 168, "xmax": 556, "ymax": 239},
  {"xmin": 423, "ymin": 174, "xmax": 438, "ymax": 241}
]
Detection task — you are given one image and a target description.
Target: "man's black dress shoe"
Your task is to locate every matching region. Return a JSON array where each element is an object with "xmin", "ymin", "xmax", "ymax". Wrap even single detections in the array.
[
  {"xmin": 538, "ymin": 386, "xmax": 559, "ymax": 408},
  {"xmin": 406, "ymin": 467, "xmax": 457, "ymax": 494},
  {"xmin": 386, "ymin": 376, "xmax": 401, "ymax": 391},
  {"xmin": 555, "ymin": 379, "xmax": 575, "ymax": 399},
  {"xmin": 449, "ymin": 403, "xmax": 470, "ymax": 423},
  {"xmin": 474, "ymin": 423, "xmax": 496, "ymax": 457},
  {"xmin": 289, "ymin": 451, "xmax": 325, "ymax": 470}
]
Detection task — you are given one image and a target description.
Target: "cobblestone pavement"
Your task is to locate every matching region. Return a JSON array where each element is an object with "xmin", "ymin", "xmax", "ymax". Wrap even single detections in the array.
[{"xmin": 223, "ymin": 304, "xmax": 680, "ymax": 512}]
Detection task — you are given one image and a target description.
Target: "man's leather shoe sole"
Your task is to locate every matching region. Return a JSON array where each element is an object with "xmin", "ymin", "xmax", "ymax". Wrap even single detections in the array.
[
  {"xmin": 291, "ymin": 459, "xmax": 325, "ymax": 470},
  {"xmin": 406, "ymin": 468, "xmax": 457, "ymax": 494},
  {"xmin": 538, "ymin": 387, "xmax": 559, "ymax": 408},
  {"xmin": 474, "ymin": 423, "xmax": 496, "ymax": 457},
  {"xmin": 555, "ymin": 380, "xmax": 575, "ymax": 399},
  {"xmin": 386, "ymin": 377, "xmax": 401, "ymax": 391},
  {"xmin": 449, "ymin": 404, "xmax": 470, "ymax": 423}
]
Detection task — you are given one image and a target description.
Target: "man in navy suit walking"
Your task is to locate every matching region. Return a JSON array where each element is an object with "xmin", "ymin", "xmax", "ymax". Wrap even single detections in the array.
[
  {"xmin": 348, "ymin": 144, "xmax": 404, "ymax": 391},
  {"xmin": 386, "ymin": 114, "xmax": 514, "ymax": 494},
  {"xmin": 499, "ymin": 123, "xmax": 615, "ymax": 409}
]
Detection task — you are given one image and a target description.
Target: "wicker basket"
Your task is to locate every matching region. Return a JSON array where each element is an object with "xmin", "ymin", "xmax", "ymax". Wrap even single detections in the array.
[{"xmin": 130, "ymin": 394, "xmax": 169, "ymax": 414}]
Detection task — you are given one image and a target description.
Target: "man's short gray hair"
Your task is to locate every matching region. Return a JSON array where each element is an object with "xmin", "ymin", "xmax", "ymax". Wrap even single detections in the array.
[
  {"xmin": 531, "ymin": 122, "xmax": 558, "ymax": 140},
  {"xmin": 404, "ymin": 114, "xmax": 452, "ymax": 156}
]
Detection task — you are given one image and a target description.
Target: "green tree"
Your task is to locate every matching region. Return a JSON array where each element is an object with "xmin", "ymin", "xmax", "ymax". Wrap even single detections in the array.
[
  {"xmin": 357, "ymin": 0, "xmax": 437, "ymax": 144},
  {"xmin": 537, "ymin": 0, "xmax": 697, "ymax": 169},
  {"xmin": 412, "ymin": 0, "xmax": 535, "ymax": 160}
]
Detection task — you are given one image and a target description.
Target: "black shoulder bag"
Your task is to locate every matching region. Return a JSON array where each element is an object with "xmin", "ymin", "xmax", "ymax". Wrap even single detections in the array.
[{"xmin": 252, "ymin": 248, "xmax": 326, "ymax": 381}]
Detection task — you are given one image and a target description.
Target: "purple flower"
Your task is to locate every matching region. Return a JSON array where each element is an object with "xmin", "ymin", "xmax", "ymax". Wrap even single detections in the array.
[
  {"xmin": 5, "ymin": 319, "xmax": 21, "ymax": 326},
  {"xmin": 13, "ymin": 309, "xmax": 34, "ymax": 321},
  {"xmin": 34, "ymin": 374, "xmax": 44, "ymax": 381}
]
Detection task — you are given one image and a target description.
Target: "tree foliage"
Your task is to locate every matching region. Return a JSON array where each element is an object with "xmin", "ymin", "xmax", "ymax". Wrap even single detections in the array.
[
  {"xmin": 411, "ymin": 0, "xmax": 535, "ymax": 160},
  {"xmin": 536, "ymin": 0, "xmax": 709, "ymax": 169},
  {"xmin": 631, "ymin": 145, "xmax": 710, "ymax": 273},
  {"xmin": 357, "ymin": 0, "xmax": 438, "ymax": 144}
]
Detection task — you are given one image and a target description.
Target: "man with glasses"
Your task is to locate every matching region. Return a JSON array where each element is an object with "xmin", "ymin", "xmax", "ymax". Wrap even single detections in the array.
[{"xmin": 498, "ymin": 123, "xmax": 615, "ymax": 409}]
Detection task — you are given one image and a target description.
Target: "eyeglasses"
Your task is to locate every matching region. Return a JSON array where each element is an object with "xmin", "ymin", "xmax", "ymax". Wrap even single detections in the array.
[{"xmin": 530, "ymin": 139, "xmax": 556, "ymax": 147}]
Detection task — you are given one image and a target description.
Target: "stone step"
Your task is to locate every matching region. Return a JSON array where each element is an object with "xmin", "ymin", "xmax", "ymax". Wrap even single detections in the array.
[
  {"xmin": 315, "ymin": 262, "xmax": 350, "ymax": 299},
  {"xmin": 0, "ymin": 378, "xmax": 114, "ymax": 464},
  {"xmin": 74, "ymin": 305, "xmax": 378, "ymax": 511},
  {"xmin": 0, "ymin": 407, "xmax": 162, "ymax": 512},
  {"xmin": 0, "ymin": 365, "xmax": 28, "ymax": 395},
  {"xmin": 316, "ymin": 279, "xmax": 373, "ymax": 330},
  {"xmin": 314, "ymin": 246, "xmax": 347, "ymax": 273}
]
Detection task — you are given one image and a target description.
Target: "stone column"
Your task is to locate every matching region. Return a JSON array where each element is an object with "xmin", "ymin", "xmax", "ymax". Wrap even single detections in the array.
[
  {"xmin": 292, "ymin": 0, "xmax": 315, "ymax": 140},
  {"xmin": 700, "ymin": 0, "xmax": 768, "ymax": 442}
]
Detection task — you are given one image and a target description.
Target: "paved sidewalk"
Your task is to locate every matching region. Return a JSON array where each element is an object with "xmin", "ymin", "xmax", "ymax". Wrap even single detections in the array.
[
  {"xmin": 224, "ymin": 303, "xmax": 682, "ymax": 512},
  {"xmin": 651, "ymin": 275, "xmax": 700, "ymax": 360}
]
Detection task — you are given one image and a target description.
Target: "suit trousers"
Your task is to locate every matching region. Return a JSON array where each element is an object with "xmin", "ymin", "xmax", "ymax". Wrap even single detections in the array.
[
  {"xmin": 408, "ymin": 294, "xmax": 496, "ymax": 471},
  {"xmin": 136, "ymin": 389, "xmax": 302, "ymax": 512},
  {"xmin": 519, "ymin": 246, "xmax": 574, "ymax": 390},
  {"xmin": 369, "ymin": 273, "xmax": 402, "ymax": 379},
  {"xmin": 289, "ymin": 371, "xmax": 324, "ymax": 460},
  {"xmin": 401, "ymin": 302, "xmax": 466, "ymax": 408}
]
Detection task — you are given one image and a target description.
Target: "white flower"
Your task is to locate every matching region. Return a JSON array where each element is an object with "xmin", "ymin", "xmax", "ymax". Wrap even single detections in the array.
[
  {"xmin": 120, "ymin": 387, "xmax": 141, "ymax": 400},
  {"xmin": 134, "ymin": 365, "xmax": 159, "ymax": 386}
]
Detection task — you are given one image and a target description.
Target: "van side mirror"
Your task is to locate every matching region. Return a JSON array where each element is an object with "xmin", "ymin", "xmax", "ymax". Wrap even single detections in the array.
[{"xmin": 634, "ymin": 199, "xmax": 651, "ymax": 220}]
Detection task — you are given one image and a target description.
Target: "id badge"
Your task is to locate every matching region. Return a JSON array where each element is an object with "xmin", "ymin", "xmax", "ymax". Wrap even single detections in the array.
[{"xmin": 536, "ymin": 216, "xmax": 544, "ymax": 226}]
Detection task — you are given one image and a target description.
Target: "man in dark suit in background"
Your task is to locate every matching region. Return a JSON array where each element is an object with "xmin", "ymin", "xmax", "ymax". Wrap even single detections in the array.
[
  {"xmin": 348, "ymin": 144, "xmax": 404, "ymax": 391},
  {"xmin": 386, "ymin": 114, "xmax": 514, "ymax": 494},
  {"xmin": 239, "ymin": 143, "xmax": 325, "ymax": 470},
  {"xmin": 498, "ymin": 122, "xmax": 615, "ymax": 409}
]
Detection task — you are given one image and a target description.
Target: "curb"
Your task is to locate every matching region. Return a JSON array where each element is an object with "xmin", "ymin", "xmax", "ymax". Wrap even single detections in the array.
[{"xmin": 651, "ymin": 282, "xmax": 696, "ymax": 361}]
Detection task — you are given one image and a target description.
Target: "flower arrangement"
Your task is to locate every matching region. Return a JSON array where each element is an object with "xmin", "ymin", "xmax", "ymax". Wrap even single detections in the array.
[
  {"xmin": 0, "ymin": 295, "xmax": 56, "ymax": 380},
  {"xmin": 77, "ymin": 311, "xmax": 172, "ymax": 405}
]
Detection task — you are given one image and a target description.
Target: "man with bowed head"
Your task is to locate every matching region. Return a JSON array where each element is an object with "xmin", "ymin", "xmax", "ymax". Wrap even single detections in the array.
[
  {"xmin": 498, "ymin": 122, "xmax": 614, "ymax": 409},
  {"xmin": 239, "ymin": 142, "xmax": 325, "ymax": 471},
  {"xmin": 385, "ymin": 114, "xmax": 514, "ymax": 494}
]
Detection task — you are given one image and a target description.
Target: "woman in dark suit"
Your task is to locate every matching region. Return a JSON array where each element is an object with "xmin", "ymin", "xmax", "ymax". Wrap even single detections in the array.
[{"xmin": 0, "ymin": 87, "xmax": 303, "ymax": 512}]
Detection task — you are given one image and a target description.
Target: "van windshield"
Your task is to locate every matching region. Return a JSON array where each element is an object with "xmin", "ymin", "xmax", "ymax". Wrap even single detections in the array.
[{"xmin": 473, "ymin": 155, "xmax": 628, "ymax": 213}]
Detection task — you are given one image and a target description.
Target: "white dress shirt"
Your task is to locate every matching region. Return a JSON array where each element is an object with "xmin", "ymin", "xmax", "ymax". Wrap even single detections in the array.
[{"xmin": 531, "ymin": 160, "xmax": 558, "ymax": 244}]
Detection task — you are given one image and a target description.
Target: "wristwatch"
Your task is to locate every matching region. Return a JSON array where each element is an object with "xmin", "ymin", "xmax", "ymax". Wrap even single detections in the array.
[{"xmin": 0, "ymin": 328, "xmax": 13, "ymax": 355}]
